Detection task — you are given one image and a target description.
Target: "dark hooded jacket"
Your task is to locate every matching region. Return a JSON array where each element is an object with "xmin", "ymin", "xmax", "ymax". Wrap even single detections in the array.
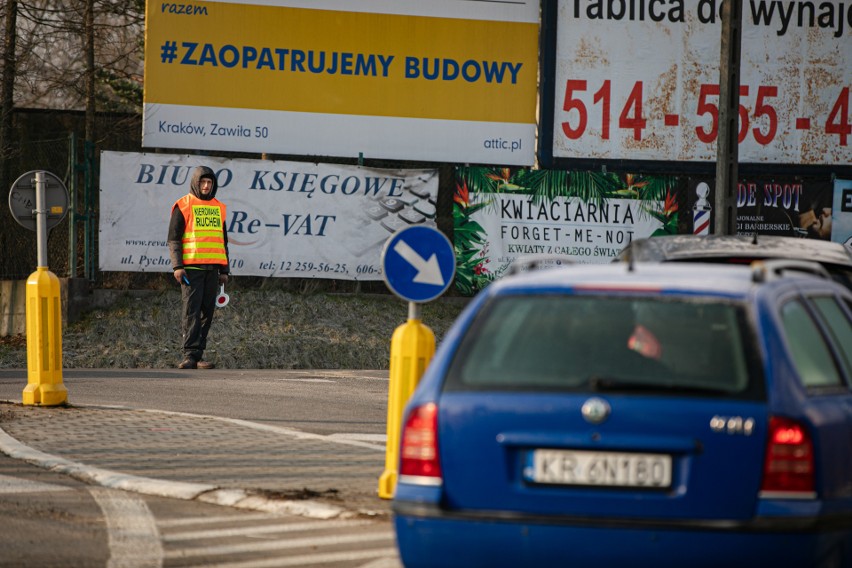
[
  {"xmin": 167, "ymin": 166, "xmax": 230, "ymax": 272},
  {"xmin": 189, "ymin": 166, "xmax": 219, "ymax": 200}
]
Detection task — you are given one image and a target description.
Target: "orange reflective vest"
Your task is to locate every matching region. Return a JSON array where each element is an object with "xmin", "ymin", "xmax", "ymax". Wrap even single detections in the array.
[{"xmin": 174, "ymin": 194, "xmax": 228, "ymax": 265}]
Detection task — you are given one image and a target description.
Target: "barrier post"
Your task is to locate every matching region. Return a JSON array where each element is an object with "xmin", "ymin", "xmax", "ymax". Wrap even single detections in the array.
[
  {"xmin": 22, "ymin": 267, "xmax": 66, "ymax": 405},
  {"xmin": 22, "ymin": 172, "xmax": 67, "ymax": 406},
  {"xmin": 378, "ymin": 225, "xmax": 454, "ymax": 499},
  {"xmin": 378, "ymin": 302, "xmax": 435, "ymax": 499}
]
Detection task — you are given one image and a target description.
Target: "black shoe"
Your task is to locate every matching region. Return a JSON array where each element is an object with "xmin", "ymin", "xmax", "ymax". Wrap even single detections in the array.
[{"xmin": 178, "ymin": 357, "xmax": 197, "ymax": 369}]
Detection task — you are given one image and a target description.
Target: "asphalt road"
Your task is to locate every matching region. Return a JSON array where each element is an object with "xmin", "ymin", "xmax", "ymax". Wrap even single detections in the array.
[
  {"xmin": 0, "ymin": 368, "xmax": 391, "ymax": 436},
  {"xmin": 0, "ymin": 368, "xmax": 403, "ymax": 568}
]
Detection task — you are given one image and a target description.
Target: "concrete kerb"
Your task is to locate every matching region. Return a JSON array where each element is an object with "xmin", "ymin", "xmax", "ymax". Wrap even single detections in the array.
[{"xmin": 0, "ymin": 401, "xmax": 387, "ymax": 520}]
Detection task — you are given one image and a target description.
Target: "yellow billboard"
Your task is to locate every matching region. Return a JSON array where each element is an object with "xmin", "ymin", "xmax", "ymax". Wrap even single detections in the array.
[{"xmin": 144, "ymin": 1, "xmax": 540, "ymax": 165}]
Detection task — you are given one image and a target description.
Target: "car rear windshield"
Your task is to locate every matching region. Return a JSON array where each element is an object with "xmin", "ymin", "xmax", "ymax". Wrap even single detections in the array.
[{"xmin": 444, "ymin": 294, "xmax": 764, "ymax": 399}]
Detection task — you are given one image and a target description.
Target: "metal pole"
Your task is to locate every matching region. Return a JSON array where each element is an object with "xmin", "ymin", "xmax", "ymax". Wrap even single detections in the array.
[
  {"xmin": 84, "ymin": 141, "xmax": 94, "ymax": 281},
  {"xmin": 408, "ymin": 301, "xmax": 421, "ymax": 321},
  {"xmin": 68, "ymin": 133, "xmax": 77, "ymax": 277},
  {"xmin": 24, "ymin": 171, "xmax": 67, "ymax": 406},
  {"xmin": 714, "ymin": 0, "xmax": 742, "ymax": 235},
  {"xmin": 34, "ymin": 171, "xmax": 48, "ymax": 267}
]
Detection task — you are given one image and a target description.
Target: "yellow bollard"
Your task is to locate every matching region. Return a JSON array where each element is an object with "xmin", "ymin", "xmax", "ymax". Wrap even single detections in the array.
[
  {"xmin": 22, "ymin": 267, "xmax": 67, "ymax": 406},
  {"xmin": 378, "ymin": 317, "xmax": 435, "ymax": 499}
]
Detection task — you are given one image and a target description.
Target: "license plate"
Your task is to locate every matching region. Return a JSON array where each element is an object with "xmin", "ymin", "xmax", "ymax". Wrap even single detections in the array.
[{"xmin": 525, "ymin": 449, "xmax": 672, "ymax": 488}]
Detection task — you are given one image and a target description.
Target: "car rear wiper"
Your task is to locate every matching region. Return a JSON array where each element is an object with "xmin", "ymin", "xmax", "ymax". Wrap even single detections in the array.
[{"xmin": 588, "ymin": 375, "xmax": 729, "ymax": 395}]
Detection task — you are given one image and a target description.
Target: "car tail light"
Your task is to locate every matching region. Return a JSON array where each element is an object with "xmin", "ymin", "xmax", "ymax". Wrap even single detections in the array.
[
  {"xmin": 399, "ymin": 403, "xmax": 442, "ymax": 481},
  {"xmin": 761, "ymin": 416, "xmax": 815, "ymax": 497}
]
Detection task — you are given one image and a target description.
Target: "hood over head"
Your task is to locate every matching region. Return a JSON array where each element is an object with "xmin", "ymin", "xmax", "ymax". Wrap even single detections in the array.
[{"xmin": 190, "ymin": 166, "xmax": 218, "ymax": 200}]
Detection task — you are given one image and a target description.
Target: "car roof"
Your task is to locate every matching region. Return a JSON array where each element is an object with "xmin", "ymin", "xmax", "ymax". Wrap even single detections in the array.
[
  {"xmin": 619, "ymin": 235, "xmax": 852, "ymax": 267},
  {"xmin": 489, "ymin": 260, "xmax": 827, "ymax": 299}
]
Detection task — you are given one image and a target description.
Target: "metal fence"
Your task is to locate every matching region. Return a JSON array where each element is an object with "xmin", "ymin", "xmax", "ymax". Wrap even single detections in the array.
[
  {"xmin": 0, "ymin": 109, "xmax": 454, "ymax": 294},
  {"xmin": 1, "ymin": 135, "xmax": 74, "ymax": 281},
  {"xmin": 1, "ymin": 110, "xmax": 149, "ymax": 285}
]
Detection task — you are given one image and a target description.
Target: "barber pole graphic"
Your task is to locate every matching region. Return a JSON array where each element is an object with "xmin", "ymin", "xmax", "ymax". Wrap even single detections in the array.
[{"xmin": 693, "ymin": 183, "xmax": 711, "ymax": 235}]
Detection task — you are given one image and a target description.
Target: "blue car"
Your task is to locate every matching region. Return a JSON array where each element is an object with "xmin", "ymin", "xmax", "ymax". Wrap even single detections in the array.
[{"xmin": 393, "ymin": 260, "xmax": 852, "ymax": 568}]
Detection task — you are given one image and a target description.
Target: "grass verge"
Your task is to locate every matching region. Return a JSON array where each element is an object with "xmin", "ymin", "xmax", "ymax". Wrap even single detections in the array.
[{"xmin": 0, "ymin": 290, "xmax": 468, "ymax": 369}]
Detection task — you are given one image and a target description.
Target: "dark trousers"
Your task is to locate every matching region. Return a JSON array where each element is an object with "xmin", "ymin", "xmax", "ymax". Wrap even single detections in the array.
[{"xmin": 181, "ymin": 267, "xmax": 219, "ymax": 361}]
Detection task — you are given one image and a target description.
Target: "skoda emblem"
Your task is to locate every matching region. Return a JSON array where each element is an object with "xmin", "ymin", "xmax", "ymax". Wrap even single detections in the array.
[{"xmin": 581, "ymin": 397, "xmax": 611, "ymax": 424}]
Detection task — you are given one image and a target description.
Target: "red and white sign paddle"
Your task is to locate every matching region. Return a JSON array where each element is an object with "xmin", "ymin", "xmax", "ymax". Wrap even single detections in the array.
[{"xmin": 216, "ymin": 284, "xmax": 230, "ymax": 308}]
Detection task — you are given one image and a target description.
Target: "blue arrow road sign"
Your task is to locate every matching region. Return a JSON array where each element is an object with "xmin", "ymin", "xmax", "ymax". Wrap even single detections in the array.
[{"xmin": 382, "ymin": 225, "xmax": 456, "ymax": 303}]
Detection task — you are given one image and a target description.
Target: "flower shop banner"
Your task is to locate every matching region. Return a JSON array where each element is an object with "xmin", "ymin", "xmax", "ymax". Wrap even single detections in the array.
[
  {"xmin": 453, "ymin": 168, "xmax": 676, "ymax": 295},
  {"xmin": 99, "ymin": 151, "xmax": 438, "ymax": 279}
]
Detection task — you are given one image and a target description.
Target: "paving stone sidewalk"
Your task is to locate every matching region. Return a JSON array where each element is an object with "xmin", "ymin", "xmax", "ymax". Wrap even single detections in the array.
[{"xmin": 0, "ymin": 402, "xmax": 392, "ymax": 519}]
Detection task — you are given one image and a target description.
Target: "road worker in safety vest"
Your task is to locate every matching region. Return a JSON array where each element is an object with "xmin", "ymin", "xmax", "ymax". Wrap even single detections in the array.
[{"xmin": 167, "ymin": 165, "xmax": 230, "ymax": 369}]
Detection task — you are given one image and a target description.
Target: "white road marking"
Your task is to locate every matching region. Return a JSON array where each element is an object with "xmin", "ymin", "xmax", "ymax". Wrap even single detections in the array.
[
  {"xmin": 357, "ymin": 558, "xmax": 403, "ymax": 568},
  {"xmin": 162, "ymin": 518, "xmax": 373, "ymax": 542},
  {"xmin": 89, "ymin": 487, "xmax": 163, "ymax": 568},
  {"xmin": 164, "ymin": 531, "xmax": 393, "ymax": 558},
  {"xmin": 328, "ymin": 433, "xmax": 387, "ymax": 443},
  {"xmin": 156, "ymin": 512, "xmax": 279, "ymax": 528},
  {"xmin": 281, "ymin": 372, "xmax": 388, "ymax": 381},
  {"xmin": 0, "ymin": 473, "xmax": 72, "ymax": 494},
  {"xmin": 191, "ymin": 548, "xmax": 398, "ymax": 568},
  {"xmin": 274, "ymin": 379, "xmax": 335, "ymax": 383}
]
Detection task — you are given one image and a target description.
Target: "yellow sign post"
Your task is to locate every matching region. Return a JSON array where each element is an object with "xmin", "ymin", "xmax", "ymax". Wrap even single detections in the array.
[
  {"xmin": 378, "ymin": 309, "xmax": 435, "ymax": 499},
  {"xmin": 378, "ymin": 226, "xmax": 455, "ymax": 499},
  {"xmin": 9, "ymin": 171, "xmax": 69, "ymax": 406},
  {"xmin": 22, "ymin": 266, "xmax": 67, "ymax": 406}
]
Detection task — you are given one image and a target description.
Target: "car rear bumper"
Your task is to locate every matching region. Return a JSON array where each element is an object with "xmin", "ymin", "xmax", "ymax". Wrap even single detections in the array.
[{"xmin": 393, "ymin": 503, "xmax": 852, "ymax": 568}]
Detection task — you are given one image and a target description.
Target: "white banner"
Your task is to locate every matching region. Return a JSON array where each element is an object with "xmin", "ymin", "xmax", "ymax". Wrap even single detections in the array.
[
  {"xmin": 477, "ymin": 194, "xmax": 663, "ymax": 267},
  {"xmin": 98, "ymin": 151, "xmax": 439, "ymax": 279},
  {"xmin": 551, "ymin": 0, "xmax": 851, "ymax": 165}
]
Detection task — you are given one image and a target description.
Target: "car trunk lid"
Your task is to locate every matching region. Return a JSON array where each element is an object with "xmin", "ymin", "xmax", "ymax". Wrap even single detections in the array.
[{"xmin": 437, "ymin": 392, "xmax": 768, "ymax": 522}]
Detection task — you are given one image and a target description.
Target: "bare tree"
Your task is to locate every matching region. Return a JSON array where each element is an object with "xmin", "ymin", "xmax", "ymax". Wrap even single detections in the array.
[
  {"xmin": 13, "ymin": 0, "xmax": 144, "ymax": 117},
  {"xmin": 1, "ymin": 0, "xmax": 18, "ymax": 159},
  {"xmin": 1, "ymin": 0, "xmax": 144, "ymax": 279},
  {"xmin": 85, "ymin": 0, "xmax": 95, "ymax": 143},
  {"xmin": 1, "ymin": 0, "xmax": 19, "ymax": 257}
]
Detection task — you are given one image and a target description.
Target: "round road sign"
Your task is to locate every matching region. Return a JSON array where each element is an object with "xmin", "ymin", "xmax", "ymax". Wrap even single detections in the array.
[
  {"xmin": 382, "ymin": 225, "xmax": 456, "ymax": 303},
  {"xmin": 8, "ymin": 170, "xmax": 70, "ymax": 232}
]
